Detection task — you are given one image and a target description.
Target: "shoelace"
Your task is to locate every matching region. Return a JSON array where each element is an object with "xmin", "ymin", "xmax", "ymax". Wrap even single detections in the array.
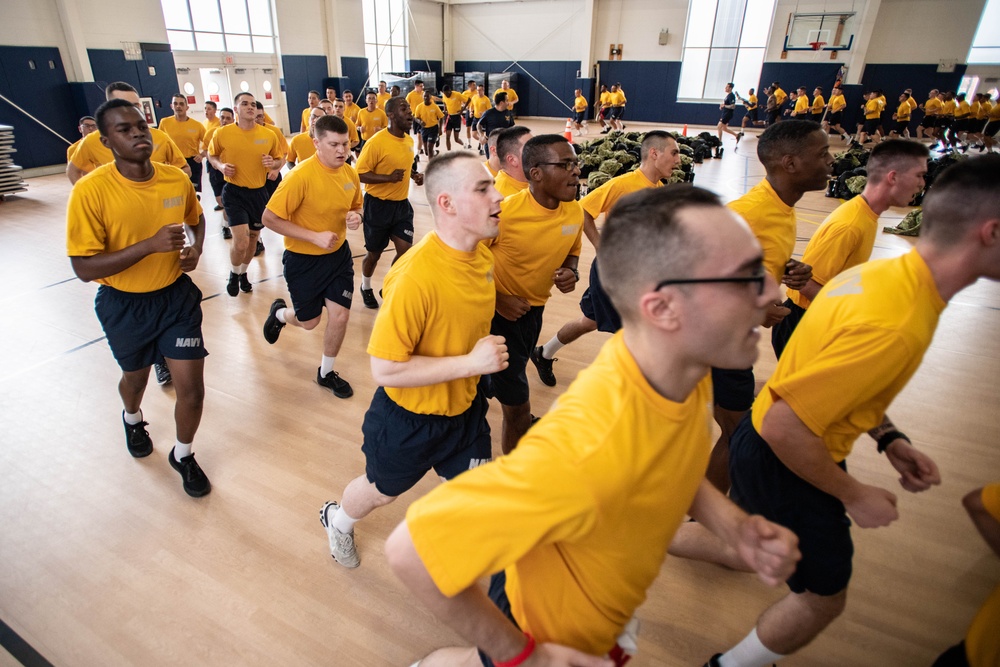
[
  {"xmin": 128, "ymin": 421, "xmax": 150, "ymax": 441},
  {"xmin": 181, "ymin": 456, "xmax": 203, "ymax": 482}
]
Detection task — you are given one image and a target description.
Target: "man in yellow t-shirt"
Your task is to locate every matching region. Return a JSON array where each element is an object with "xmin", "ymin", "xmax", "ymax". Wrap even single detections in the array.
[
  {"xmin": 464, "ymin": 80, "xmax": 480, "ymax": 148},
  {"xmin": 571, "ymin": 88, "xmax": 588, "ymax": 133},
  {"xmin": 533, "ymin": 132, "xmax": 681, "ymax": 386},
  {"xmin": 202, "ymin": 101, "xmax": 224, "ymax": 217},
  {"xmin": 342, "ymin": 90, "xmax": 361, "ymax": 124},
  {"xmin": 772, "ymin": 81, "xmax": 787, "ymax": 108},
  {"xmin": 203, "ymin": 106, "xmax": 234, "ymax": 233},
  {"xmin": 889, "ymin": 92, "xmax": 914, "ymax": 138},
  {"xmin": 159, "ymin": 94, "xmax": 207, "ymax": 196},
  {"xmin": 858, "ymin": 91, "xmax": 883, "ymax": 144},
  {"xmin": 203, "ymin": 100, "xmax": 220, "ymax": 134},
  {"xmin": 375, "ymin": 80, "xmax": 391, "ymax": 110},
  {"xmin": 262, "ymin": 115, "xmax": 363, "ymax": 397},
  {"xmin": 935, "ymin": 91, "xmax": 958, "ymax": 151},
  {"xmin": 918, "ymin": 88, "xmax": 943, "ymax": 141},
  {"xmin": 406, "ymin": 79, "xmax": 437, "ymax": 156},
  {"xmin": 253, "ymin": 102, "xmax": 289, "ymax": 256},
  {"xmin": 500, "ymin": 79, "xmax": 518, "ymax": 117},
  {"xmin": 331, "ymin": 98, "xmax": 360, "ymax": 151},
  {"xmin": 287, "ymin": 106, "xmax": 325, "ymax": 168},
  {"xmin": 771, "ymin": 139, "xmax": 930, "ymax": 358},
  {"xmin": 823, "ymin": 86, "xmax": 850, "ymax": 142},
  {"xmin": 66, "ymin": 98, "xmax": 210, "ymax": 498},
  {"xmin": 356, "ymin": 90, "xmax": 389, "ymax": 149},
  {"xmin": 487, "ymin": 135, "xmax": 584, "ymax": 455},
  {"xmin": 67, "ymin": 115, "xmax": 98, "ymax": 162},
  {"xmin": 319, "ymin": 152, "xmax": 507, "ymax": 568},
  {"xmin": 936, "ymin": 482, "xmax": 1000, "ymax": 667},
  {"xmin": 493, "ymin": 125, "xmax": 532, "ymax": 198},
  {"xmin": 208, "ymin": 92, "xmax": 283, "ymax": 296},
  {"xmin": 707, "ymin": 120, "xmax": 830, "ymax": 492},
  {"xmin": 355, "ymin": 97, "xmax": 425, "ymax": 308},
  {"xmin": 300, "ymin": 90, "xmax": 321, "ymax": 133},
  {"xmin": 597, "ymin": 84, "xmax": 612, "ymax": 133},
  {"xmin": 67, "ymin": 81, "xmax": 190, "ymax": 185},
  {"xmin": 471, "ymin": 84, "xmax": 492, "ymax": 150},
  {"xmin": 385, "ymin": 186, "xmax": 799, "ymax": 667},
  {"xmin": 608, "ymin": 83, "xmax": 627, "ymax": 131},
  {"xmin": 810, "ymin": 86, "xmax": 826, "ymax": 123},
  {"xmin": 790, "ymin": 87, "xmax": 811, "ymax": 118},
  {"xmin": 414, "ymin": 91, "xmax": 445, "ymax": 158},
  {"xmin": 741, "ymin": 87, "xmax": 765, "ymax": 131},
  {"xmin": 439, "ymin": 84, "xmax": 467, "ymax": 151},
  {"xmin": 701, "ymin": 157, "xmax": 1000, "ymax": 667}
]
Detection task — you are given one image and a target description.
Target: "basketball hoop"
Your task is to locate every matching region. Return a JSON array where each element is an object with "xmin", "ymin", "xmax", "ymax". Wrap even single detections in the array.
[{"xmin": 809, "ymin": 41, "xmax": 827, "ymax": 51}]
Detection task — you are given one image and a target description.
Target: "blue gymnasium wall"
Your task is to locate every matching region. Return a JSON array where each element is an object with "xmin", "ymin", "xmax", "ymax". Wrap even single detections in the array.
[
  {"xmin": 341, "ymin": 56, "xmax": 372, "ymax": 98},
  {"xmin": 282, "ymin": 54, "xmax": 329, "ymax": 131},
  {"xmin": 0, "ymin": 46, "xmax": 79, "ymax": 169},
  {"xmin": 455, "ymin": 60, "xmax": 581, "ymax": 118},
  {"xmin": 406, "ymin": 59, "xmax": 443, "ymax": 88},
  {"xmin": 87, "ymin": 45, "xmax": 178, "ymax": 125}
]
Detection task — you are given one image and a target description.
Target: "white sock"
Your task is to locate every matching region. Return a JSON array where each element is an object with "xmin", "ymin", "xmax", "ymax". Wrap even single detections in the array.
[
  {"xmin": 541, "ymin": 336, "xmax": 564, "ymax": 359},
  {"xmin": 332, "ymin": 506, "xmax": 358, "ymax": 534},
  {"xmin": 238, "ymin": 263, "xmax": 248, "ymax": 274},
  {"xmin": 719, "ymin": 628, "xmax": 784, "ymax": 667},
  {"xmin": 320, "ymin": 355, "xmax": 335, "ymax": 376},
  {"xmin": 361, "ymin": 274, "xmax": 372, "ymax": 290},
  {"xmin": 231, "ymin": 264, "xmax": 241, "ymax": 274},
  {"xmin": 124, "ymin": 409, "xmax": 143, "ymax": 425},
  {"xmin": 276, "ymin": 308, "xmax": 287, "ymax": 324},
  {"xmin": 174, "ymin": 440, "xmax": 193, "ymax": 460}
]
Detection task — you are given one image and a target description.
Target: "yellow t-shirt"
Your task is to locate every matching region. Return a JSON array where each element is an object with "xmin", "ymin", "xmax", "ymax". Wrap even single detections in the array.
[
  {"xmin": 158, "ymin": 116, "xmax": 206, "ymax": 158},
  {"xmin": 264, "ymin": 155, "xmax": 361, "ymax": 255},
  {"xmin": 67, "ymin": 138, "xmax": 82, "ymax": 163},
  {"xmin": 829, "ymin": 94, "xmax": 846, "ymax": 113},
  {"xmin": 405, "ymin": 89, "xmax": 424, "ymax": 112},
  {"xmin": 261, "ymin": 122, "xmax": 288, "ymax": 159},
  {"xmin": 376, "ymin": 91, "xmax": 392, "ymax": 110},
  {"xmin": 906, "ymin": 96, "xmax": 918, "ymax": 112},
  {"xmin": 493, "ymin": 170, "xmax": 528, "ymax": 198},
  {"xmin": 574, "ymin": 95, "xmax": 588, "ymax": 112},
  {"xmin": 355, "ymin": 129, "xmax": 415, "ymax": 201},
  {"xmin": 488, "ymin": 189, "xmax": 583, "ymax": 306},
  {"xmin": 971, "ymin": 101, "xmax": 985, "ymax": 120},
  {"xmin": 357, "ymin": 107, "xmax": 389, "ymax": 141},
  {"xmin": 896, "ymin": 101, "xmax": 912, "ymax": 121},
  {"xmin": 599, "ymin": 91, "xmax": 612, "ymax": 108},
  {"xmin": 747, "ymin": 94, "xmax": 758, "ymax": 110},
  {"xmin": 955, "ymin": 100, "xmax": 972, "ymax": 119},
  {"xmin": 793, "ymin": 95, "xmax": 810, "ymax": 115},
  {"xmin": 413, "ymin": 102, "xmax": 444, "ymax": 128},
  {"xmin": 811, "ymin": 95, "xmax": 825, "ymax": 114},
  {"xmin": 202, "ymin": 125, "xmax": 221, "ymax": 155},
  {"xmin": 472, "ymin": 94, "xmax": 491, "ymax": 118},
  {"xmin": 503, "ymin": 88, "xmax": 518, "ymax": 104},
  {"xmin": 966, "ymin": 482, "xmax": 1000, "ymax": 667},
  {"xmin": 343, "ymin": 102, "xmax": 362, "ymax": 123},
  {"xmin": 788, "ymin": 196, "xmax": 879, "ymax": 309},
  {"xmin": 483, "ymin": 160, "xmax": 499, "ymax": 178},
  {"xmin": 989, "ymin": 102, "xmax": 1000, "ymax": 121},
  {"xmin": 942, "ymin": 99, "xmax": 958, "ymax": 117},
  {"xmin": 581, "ymin": 167, "xmax": 660, "ymax": 219},
  {"xmin": 773, "ymin": 87, "xmax": 787, "ymax": 106},
  {"xmin": 71, "ymin": 128, "xmax": 187, "ymax": 174},
  {"xmin": 726, "ymin": 178, "xmax": 796, "ymax": 284},
  {"xmin": 864, "ymin": 98, "xmax": 881, "ymax": 120},
  {"xmin": 753, "ymin": 248, "xmax": 946, "ymax": 462},
  {"xmin": 610, "ymin": 90, "xmax": 626, "ymax": 106},
  {"xmin": 66, "ymin": 162, "xmax": 202, "ymax": 293},
  {"xmin": 208, "ymin": 123, "xmax": 283, "ymax": 189},
  {"xmin": 367, "ymin": 231, "xmax": 496, "ymax": 416},
  {"xmin": 301, "ymin": 107, "xmax": 316, "ymax": 134},
  {"xmin": 441, "ymin": 91, "xmax": 466, "ymax": 115},
  {"xmin": 406, "ymin": 332, "xmax": 713, "ymax": 656},
  {"xmin": 286, "ymin": 132, "xmax": 317, "ymax": 165},
  {"xmin": 204, "ymin": 116, "xmax": 220, "ymax": 135},
  {"xmin": 924, "ymin": 97, "xmax": 943, "ymax": 116},
  {"xmin": 877, "ymin": 95, "xmax": 887, "ymax": 112}
]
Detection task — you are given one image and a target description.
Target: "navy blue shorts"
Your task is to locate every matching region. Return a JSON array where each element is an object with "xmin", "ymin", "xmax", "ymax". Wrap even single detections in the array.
[
  {"xmin": 828, "ymin": 111, "xmax": 843, "ymax": 126},
  {"xmin": 264, "ymin": 170, "xmax": 282, "ymax": 198},
  {"xmin": 770, "ymin": 298, "xmax": 807, "ymax": 360},
  {"xmin": 222, "ymin": 183, "xmax": 269, "ymax": 230},
  {"xmin": 445, "ymin": 114, "xmax": 462, "ymax": 132},
  {"xmin": 573, "ymin": 110, "xmax": 586, "ymax": 124},
  {"xmin": 921, "ymin": 116, "xmax": 938, "ymax": 129},
  {"xmin": 810, "ymin": 113, "xmax": 824, "ymax": 124},
  {"xmin": 95, "ymin": 273, "xmax": 207, "ymax": 373},
  {"xmin": 361, "ymin": 384, "xmax": 492, "ymax": 497},
  {"xmin": 488, "ymin": 306, "xmax": 544, "ymax": 406},
  {"xmin": 863, "ymin": 118, "xmax": 880, "ymax": 134},
  {"xmin": 421, "ymin": 125, "xmax": 440, "ymax": 145},
  {"xmin": 610, "ymin": 106, "xmax": 625, "ymax": 120},
  {"xmin": 206, "ymin": 161, "xmax": 225, "ymax": 198},
  {"xmin": 185, "ymin": 157, "xmax": 203, "ymax": 193},
  {"xmin": 362, "ymin": 193, "xmax": 414, "ymax": 252},
  {"xmin": 478, "ymin": 571, "xmax": 519, "ymax": 667},
  {"xmin": 711, "ymin": 366, "xmax": 755, "ymax": 412},
  {"xmin": 720, "ymin": 109, "xmax": 734, "ymax": 125},
  {"xmin": 893, "ymin": 119, "xmax": 911, "ymax": 134},
  {"xmin": 985, "ymin": 120, "xmax": 1000, "ymax": 137},
  {"xmin": 580, "ymin": 261, "xmax": 622, "ymax": 333},
  {"xmin": 282, "ymin": 243, "xmax": 354, "ymax": 320},
  {"xmin": 729, "ymin": 413, "xmax": 854, "ymax": 596}
]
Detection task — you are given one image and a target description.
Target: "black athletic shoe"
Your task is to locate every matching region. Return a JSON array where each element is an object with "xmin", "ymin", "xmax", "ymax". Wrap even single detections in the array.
[
  {"xmin": 169, "ymin": 447, "xmax": 211, "ymax": 497},
  {"xmin": 600, "ymin": 128, "xmax": 610, "ymax": 134},
  {"xmin": 263, "ymin": 298, "xmax": 286, "ymax": 344},
  {"xmin": 255, "ymin": 240, "xmax": 265, "ymax": 257},
  {"xmin": 529, "ymin": 346, "xmax": 557, "ymax": 387},
  {"xmin": 214, "ymin": 204, "xmax": 224, "ymax": 211},
  {"xmin": 123, "ymin": 412, "xmax": 153, "ymax": 458},
  {"xmin": 702, "ymin": 654, "xmax": 723, "ymax": 667},
  {"xmin": 154, "ymin": 362, "xmax": 172, "ymax": 386},
  {"xmin": 317, "ymin": 368, "xmax": 354, "ymax": 398},
  {"xmin": 736, "ymin": 132, "xmax": 744, "ymax": 144},
  {"xmin": 360, "ymin": 287, "xmax": 378, "ymax": 309},
  {"xmin": 222, "ymin": 226, "xmax": 232, "ymax": 239},
  {"xmin": 239, "ymin": 273, "xmax": 253, "ymax": 293},
  {"xmin": 227, "ymin": 271, "xmax": 240, "ymax": 297}
]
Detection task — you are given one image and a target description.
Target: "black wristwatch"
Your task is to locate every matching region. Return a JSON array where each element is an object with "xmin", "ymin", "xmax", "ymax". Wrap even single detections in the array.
[{"xmin": 571, "ymin": 268, "xmax": 580, "ymax": 281}]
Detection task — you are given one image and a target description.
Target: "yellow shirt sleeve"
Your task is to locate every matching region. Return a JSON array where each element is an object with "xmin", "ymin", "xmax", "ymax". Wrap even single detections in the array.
[
  {"xmin": 812, "ymin": 95, "xmax": 825, "ymax": 113},
  {"xmin": 727, "ymin": 179, "xmax": 796, "ymax": 284},
  {"xmin": 794, "ymin": 96, "xmax": 810, "ymax": 114},
  {"xmin": 355, "ymin": 130, "xmax": 416, "ymax": 201}
]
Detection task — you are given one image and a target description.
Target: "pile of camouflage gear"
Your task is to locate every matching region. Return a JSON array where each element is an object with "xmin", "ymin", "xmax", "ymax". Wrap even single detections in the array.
[
  {"xmin": 883, "ymin": 208, "xmax": 922, "ymax": 236},
  {"xmin": 577, "ymin": 130, "xmax": 699, "ymax": 193}
]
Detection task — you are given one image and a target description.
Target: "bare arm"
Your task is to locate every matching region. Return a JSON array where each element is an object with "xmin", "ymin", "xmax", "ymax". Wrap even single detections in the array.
[
  {"xmin": 359, "ymin": 169, "xmax": 405, "ymax": 185},
  {"xmin": 582, "ymin": 211, "xmax": 600, "ymax": 249},
  {"xmin": 262, "ymin": 209, "xmax": 339, "ymax": 251},
  {"xmin": 179, "ymin": 215, "xmax": 206, "ymax": 272},
  {"xmin": 370, "ymin": 335, "xmax": 508, "ymax": 388},
  {"xmin": 798, "ymin": 278, "xmax": 823, "ymax": 302},
  {"xmin": 385, "ymin": 523, "xmax": 613, "ymax": 667},
  {"xmin": 70, "ymin": 224, "xmax": 187, "ymax": 282},
  {"xmin": 67, "ymin": 162, "xmax": 87, "ymax": 185},
  {"xmin": 964, "ymin": 488, "xmax": 1000, "ymax": 557}
]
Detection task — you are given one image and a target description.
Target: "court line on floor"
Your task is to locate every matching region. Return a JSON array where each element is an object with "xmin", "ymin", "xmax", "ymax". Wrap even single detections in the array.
[{"xmin": 0, "ymin": 617, "xmax": 55, "ymax": 667}]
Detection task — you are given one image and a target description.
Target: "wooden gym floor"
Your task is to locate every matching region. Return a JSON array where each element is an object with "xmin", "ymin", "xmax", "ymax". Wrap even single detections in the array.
[{"xmin": 0, "ymin": 118, "xmax": 997, "ymax": 666}]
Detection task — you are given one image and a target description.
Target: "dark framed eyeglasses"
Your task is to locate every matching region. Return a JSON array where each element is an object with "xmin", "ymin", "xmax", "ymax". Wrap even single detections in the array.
[
  {"xmin": 655, "ymin": 271, "xmax": 766, "ymax": 295},
  {"xmin": 536, "ymin": 160, "xmax": 581, "ymax": 172}
]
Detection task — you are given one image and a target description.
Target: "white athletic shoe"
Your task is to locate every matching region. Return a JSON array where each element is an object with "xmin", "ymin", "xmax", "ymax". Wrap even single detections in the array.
[{"xmin": 319, "ymin": 501, "xmax": 360, "ymax": 568}]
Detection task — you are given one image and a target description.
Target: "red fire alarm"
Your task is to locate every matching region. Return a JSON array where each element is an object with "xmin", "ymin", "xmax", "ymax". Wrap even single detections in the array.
[{"xmin": 187, "ymin": 95, "xmax": 196, "ymax": 104}]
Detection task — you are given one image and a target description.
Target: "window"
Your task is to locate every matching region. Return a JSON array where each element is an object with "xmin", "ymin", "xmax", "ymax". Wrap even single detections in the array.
[
  {"xmin": 160, "ymin": 0, "xmax": 275, "ymax": 54},
  {"xmin": 678, "ymin": 0, "xmax": 777, "ymax": 101},
  {"xmin": 969, "ymin": 0, "xmax": 1000, "ymax": 63},
  {"xmin": 958, "ymin": 76, "xmax": 979, "ymax": 98},
  {"xmin": 362, "ymin": 0, "xmax": 408, "ymax": 86}
]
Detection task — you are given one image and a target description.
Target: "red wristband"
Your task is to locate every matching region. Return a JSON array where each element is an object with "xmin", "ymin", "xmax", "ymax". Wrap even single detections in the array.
[{"xmin": 494, "ymin": 632, "xmax": 536, "ymax": 667}]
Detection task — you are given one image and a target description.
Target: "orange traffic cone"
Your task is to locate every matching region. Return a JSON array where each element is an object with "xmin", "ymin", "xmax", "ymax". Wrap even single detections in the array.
[
  {"xmin": 564, "ymin": 119, "xmax": 574, "ymax": 142},
  {"xmin": 683, "ymin": 124, "xmax": 688, "ymax": 137}
]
